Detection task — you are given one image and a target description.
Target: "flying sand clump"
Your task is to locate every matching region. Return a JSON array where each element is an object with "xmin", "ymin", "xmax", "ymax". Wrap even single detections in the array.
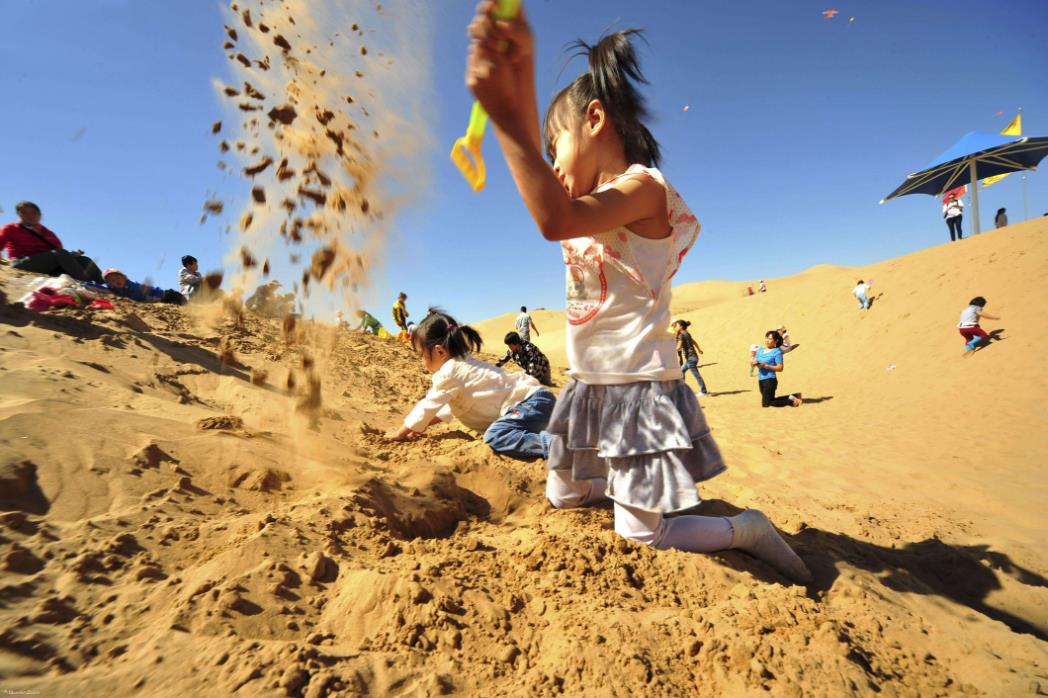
[{"xmin": 211, "ymin": 0, "xmax": 430, "ymax": 306}]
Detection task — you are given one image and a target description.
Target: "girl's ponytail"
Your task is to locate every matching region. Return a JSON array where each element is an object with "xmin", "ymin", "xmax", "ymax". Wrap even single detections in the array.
[
  {"xmin": 413, "ymin": 308, "xmax": 483, "ymax": 358},
  {"xmin": 544, "ymin": 30, "xmax": 661, "ymax": 168},
  {"xmin": 582, "ymin": 30, "xmax": 660, "ymax": 167}
]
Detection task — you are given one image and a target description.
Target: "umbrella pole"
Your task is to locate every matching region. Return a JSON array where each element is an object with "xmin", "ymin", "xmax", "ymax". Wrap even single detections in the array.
[{"xmin": 968, "ymin": 159, "xmax": 981, "ymax": 234}]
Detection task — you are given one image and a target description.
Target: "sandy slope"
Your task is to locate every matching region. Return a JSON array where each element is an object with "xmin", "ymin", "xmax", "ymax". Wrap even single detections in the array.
[{"xmin": 0, "ymin": 220, "xmax": 1045, "ymax": 697}]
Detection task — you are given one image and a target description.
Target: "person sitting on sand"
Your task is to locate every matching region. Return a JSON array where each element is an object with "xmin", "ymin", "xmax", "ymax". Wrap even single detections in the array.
[
  {"xmin": 753, "ymin": 330, "xmax": 801, "ymax": 407},
  {"xmin": 496, "ymin": 331, "xmax": 553, "ymax": 386},
  {"xmin": 758, "ymin": 280, "xmax": 767, "ymax": 293},
  {"xmin": 88, "ymin": 268, "xmax": 186, "ymax": 305},
  {"xmin": 673, "ymin": 320, "xmax": 708, "ymax": 396},
  {"xmin": 958, "ymin": 296, "xmax": 1000, "ymax": 355},
  {"xmin": 179, "ymin": 255, "xmax": 203, "ymax": 300},
  {"xmin": 246, "ymin": 281, "xmax": 294, "ymax": 318},
  {"xmin": 0, "ymin": 201, "xmax": 104, "ymax": 283},
  {"xmin": 385, "ymin": 310, "xmax": 554, "ymax": 459},
  {"xmin": 852, "ymin": 279, "xmax": 872, "ymax": 310},
  {"xmin": 777, "ymin": 325, "xmax": 799, "ymax": 353}
]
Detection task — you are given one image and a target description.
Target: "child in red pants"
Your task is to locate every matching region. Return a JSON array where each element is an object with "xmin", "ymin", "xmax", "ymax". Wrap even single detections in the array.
[{"xmin": 958, "ymin": 296, "xmax": 999, "ymax": 355}]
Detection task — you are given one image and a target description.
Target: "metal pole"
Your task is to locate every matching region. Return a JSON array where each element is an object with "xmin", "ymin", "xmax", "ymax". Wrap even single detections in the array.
[
  {"xmin": 968, "ymin": 159, "xmax": 981, "ymax": 234},
  {"xmin": 1023, "ymin": 173, "xmax": 1029, "ymax": 221}
]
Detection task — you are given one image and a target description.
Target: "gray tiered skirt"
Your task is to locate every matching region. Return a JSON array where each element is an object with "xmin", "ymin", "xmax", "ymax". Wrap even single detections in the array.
[{"xmin": 546, "ymin": 379, "xmax": 726, "ymax": 513}]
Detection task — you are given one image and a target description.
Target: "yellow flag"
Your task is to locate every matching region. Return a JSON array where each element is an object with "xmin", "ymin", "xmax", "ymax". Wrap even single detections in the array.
[{"xmin": 983, "ymin": 113, "xmax": 1023, "ymax": 187}]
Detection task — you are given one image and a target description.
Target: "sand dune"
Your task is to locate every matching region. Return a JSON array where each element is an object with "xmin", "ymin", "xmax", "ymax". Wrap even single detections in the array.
[{"xmin": 1, "ymin": 220, "xmax": 1046, "ymax": 696}]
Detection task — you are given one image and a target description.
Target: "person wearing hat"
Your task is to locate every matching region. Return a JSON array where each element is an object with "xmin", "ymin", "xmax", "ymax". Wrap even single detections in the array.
[
  {"xmin": 89, "ymin": 268, "xmax": 186, "ymax": 304},
  {"xmin": 0, "ymin": 201, "xmax": 103, "ymax": 282}
]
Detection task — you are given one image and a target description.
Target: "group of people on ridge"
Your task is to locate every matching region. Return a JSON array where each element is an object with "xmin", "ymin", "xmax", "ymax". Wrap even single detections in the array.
[{"xmin": 1, "ymin": 200, "xmax": 204, "ymax": 306}]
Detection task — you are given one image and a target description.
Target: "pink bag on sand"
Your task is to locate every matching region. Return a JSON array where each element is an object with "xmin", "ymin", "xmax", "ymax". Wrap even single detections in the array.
[
  {"xmin": 26, "ymin": 288, "xmax": 80, "ymax": 311},
  {"xmin": 88, "ymin": 299, "xmax": 115, "ymax": 310}
]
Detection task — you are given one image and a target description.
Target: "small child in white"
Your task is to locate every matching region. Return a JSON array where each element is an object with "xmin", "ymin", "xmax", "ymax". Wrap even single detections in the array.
[
  {"xmin": 180, "ymin": 255, "xmax": 203, "ymax": 300},
  {"xmin": 386, "ymin": 309, "xmax": 554, "ymax": 459}
]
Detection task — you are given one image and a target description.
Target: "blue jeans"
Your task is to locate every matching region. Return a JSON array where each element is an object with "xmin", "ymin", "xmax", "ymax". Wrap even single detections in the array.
[
  {"xmin": 681, "ymin": 357, "xmax": 707, "ymax": 394},
  {"xmin": 483, "ymin": 389, "xmax": 555, "ymax": 459},
  {"xmin": 856, "ymin": 293, "xmax": 870, "ymax": 309}
]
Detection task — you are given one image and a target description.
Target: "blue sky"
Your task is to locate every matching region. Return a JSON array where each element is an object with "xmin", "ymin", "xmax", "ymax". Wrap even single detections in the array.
[{"xmin": 2, "ymin": 0, "xmax": 1046, "ymax": 323}]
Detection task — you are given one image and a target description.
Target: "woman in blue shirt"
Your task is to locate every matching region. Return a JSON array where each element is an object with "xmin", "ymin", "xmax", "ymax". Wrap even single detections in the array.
[{"xmin": 752, "ymin": 330, "xmax": 802, "ymax": 408}]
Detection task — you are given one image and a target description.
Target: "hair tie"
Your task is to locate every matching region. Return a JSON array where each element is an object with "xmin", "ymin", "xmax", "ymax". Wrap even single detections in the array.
[{"xmin": 447, "ymin": 323, "xmax": 457, "ymax": 332}]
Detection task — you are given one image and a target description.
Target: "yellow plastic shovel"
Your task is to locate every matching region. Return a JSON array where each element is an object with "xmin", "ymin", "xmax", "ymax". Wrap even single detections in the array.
[{"xmin": 451, "ymin": 0, "xmax": 521, "ymax": 192}]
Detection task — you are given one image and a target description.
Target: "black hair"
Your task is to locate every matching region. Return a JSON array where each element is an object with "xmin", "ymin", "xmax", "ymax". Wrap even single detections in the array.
[
  {"xmin": 182, "ymin": 255, "xmax": 198, "ymax": 267},
  {"xmin": 542, "ymin": 30, "xmax": 660, "ymax": 168},
  {"xmin": 15, "ymin": 201, "xmax": 40, "ymax": 214},
  {"xmin": 398, "ymin": 291, "xmax": 407, "ymax": 299},
  {"xmin": 996, "ymin": 208, "xmax": 1006, "ymax": 216},
  {"xmin": 765, "ymin": 330, "xmax": 784, "ymax": 347},
  {"xmin": 969, "ymin": 296, "xmax": 986, "ymax": 307},
  {"xmin": 673, "ymin": 319, "xmax": 691, "ymax": 330},
  {"xmin": 412, "ymin": 308, "xmax": 482, "ymax": 358},
  {"xmin": 857, "ymin": 279, "xmax": 864, "ymax": 285},
  {"xmin": 504, "ymin": 331, "xmax": 522, "ymax": 345},
  {"xmin": 520, "ymin": 306, "xmax": 527, "ymax": 313}
]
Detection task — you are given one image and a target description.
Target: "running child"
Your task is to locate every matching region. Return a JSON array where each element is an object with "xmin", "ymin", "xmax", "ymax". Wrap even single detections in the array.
[
  {"xmin": 753, "ymin": 330, "xmax": 802, "ymax": 408},
  {"xmin": 466, "ymin": 7, "xmax": 810, "ymax": 581},
  {"xmin": 385, "ymin": 310, "xmax": 554, "ymax": 459},
  {"xmin": 958, "ymin": 296, "xmax": 1000, "ymax": 355}
]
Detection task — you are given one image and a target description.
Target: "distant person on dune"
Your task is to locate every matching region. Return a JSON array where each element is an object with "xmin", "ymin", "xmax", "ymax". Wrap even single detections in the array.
[
  {"xmin": 753, "ymin": 330, "xmax": 802, "ymax": 407},
  {"xmin": 179, "ymin": 255, "xmax": 202, "ymax": 300},
  {"xmin": 392, "ymin": 292, "xmax": 410, "ymax": 334},
  {"xmin": 386, "ymin": 310, "xmax": 554, "ymax": 459},
  {"xmin": 496, "ymin": 331, "xmax": 553, "ymax": 386},
  {"xmin": 673, "ymin": 320, "xmax": 708, "ymax": 396},
  {"xmin": 995, "ymin": 208, "xmax": 1008, "ymax": 229},
  {"xmin": 246, "ymin": 281, "xmax": 294, "ymax": 318},
  {"xmin": 466, "ymin": 15, "xmax": 809, "ymax": 581},
  {"xmin": 777, "ymin": 325, "xmax": 799, "ymax": 353},
  {"xmin": 943, "ymin": 192, "xmax": 964, "ymax": 241},
  {"xmin": 515, "ymin": 305, "xmax": 540, "ymax": 343},
  {"xmin": 958, "ymin": 296, "xmax": 1000, "ymax": 356},
  {"xmin": 0, "ymin": 201, "xmax": 103, "ymax": 283},
  {"xmin": 852, "ymin": 279, "xmax": 872, "ymax": 310},
  {"xmin": 758, "ymin": 280, "xmax": 767, "ymax": 293}
]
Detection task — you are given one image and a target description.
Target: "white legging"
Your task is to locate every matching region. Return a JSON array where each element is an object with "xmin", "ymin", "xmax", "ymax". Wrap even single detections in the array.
[{"xmin": 546, "ymin": 471, "xmax": 733, "ymax": 552}]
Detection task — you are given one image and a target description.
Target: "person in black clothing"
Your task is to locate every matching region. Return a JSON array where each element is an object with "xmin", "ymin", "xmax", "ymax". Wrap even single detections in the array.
[{"xmin": 496, "ymin": 331, "xmax": 553, "ymax": 386}]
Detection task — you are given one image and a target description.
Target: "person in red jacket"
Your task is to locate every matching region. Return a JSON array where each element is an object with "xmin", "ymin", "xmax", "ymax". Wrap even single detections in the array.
[{"xmin": 0, "ymin": 201, "xmax": 103, "ymax": 283}]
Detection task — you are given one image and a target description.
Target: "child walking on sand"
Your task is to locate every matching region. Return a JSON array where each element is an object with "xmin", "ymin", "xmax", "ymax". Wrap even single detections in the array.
[
  {"xmin": 754, "ymin": 330, "xmax": 802, "ymax": 408},
  {"xmin": 467, "ymin": 7, "xmax": 810, "ymax": 581},
  {"xmin": 673, "ymin": 320, "xmax": 708, "ymax": 396},
  {"xmin": 958, "ymin": 296, "xmax": 1000, "ymax": 355},
  {"xmin": 385, "ymin": 310, "xmax": 555, "ymax": 459}
]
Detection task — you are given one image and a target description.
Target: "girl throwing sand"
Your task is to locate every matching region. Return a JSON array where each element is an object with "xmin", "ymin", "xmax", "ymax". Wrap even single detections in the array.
[{"xmin": 466, "ymin": 5, "xmax": 810, "ymax": 582}]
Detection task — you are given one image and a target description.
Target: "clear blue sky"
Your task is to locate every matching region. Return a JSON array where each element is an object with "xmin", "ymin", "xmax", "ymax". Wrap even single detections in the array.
[{"xmin": 3, "ymin": 0, "xmax": 1046, "ymax": 323}]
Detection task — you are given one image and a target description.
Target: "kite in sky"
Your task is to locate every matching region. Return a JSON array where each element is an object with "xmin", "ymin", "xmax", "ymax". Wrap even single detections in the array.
[
  {"xmin": 683, "ymin": 105, "xmax": 690, "ymax": 112},
  {"xmin": 822, "ymin": 9, "xmax": 839, "ymax": 19},
  {"xmin": 994, "ymin": 111, "xmax": 1004, "ymax": 117}
]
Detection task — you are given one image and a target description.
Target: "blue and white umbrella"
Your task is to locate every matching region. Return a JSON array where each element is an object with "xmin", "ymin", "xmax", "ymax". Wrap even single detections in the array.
[{"xmin": 881, "ymin": 132, "xmax": 1048, "ymax": 233}]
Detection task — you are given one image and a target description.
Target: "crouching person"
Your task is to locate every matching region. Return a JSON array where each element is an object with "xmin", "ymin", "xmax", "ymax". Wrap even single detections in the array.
[{"xmin": 385, "ymin": 309, "xmax": 553, "ymax": 460}]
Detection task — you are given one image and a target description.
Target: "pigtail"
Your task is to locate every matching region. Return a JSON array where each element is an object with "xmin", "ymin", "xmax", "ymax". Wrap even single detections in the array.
[
  {"xmin": 544, "ymin": 30, "xmax": 662, "ymax": 168},
  {"xmin": 578, "ymin": 30, "xmax": 661, "ymax": 167},
  {"xmin": 414, "ymin": 308, "xmax": 483, "ymax": 358}
]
